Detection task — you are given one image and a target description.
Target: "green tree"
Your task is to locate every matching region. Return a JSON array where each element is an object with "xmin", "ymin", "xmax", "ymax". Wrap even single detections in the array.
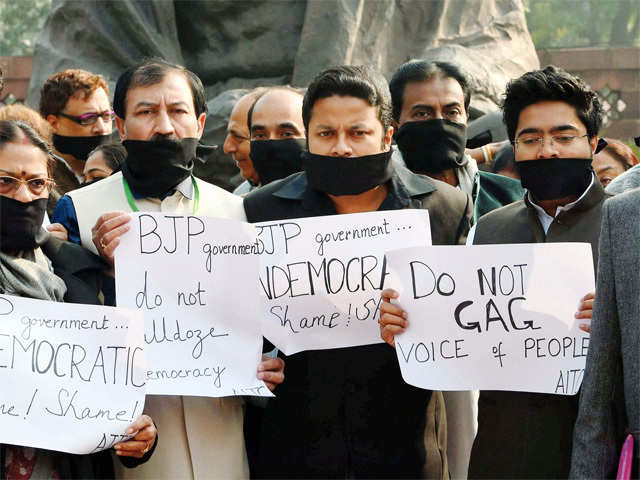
[
  {"xmin": 0, "ymin": 0, "xmax": 52, "ymax": 56},
  {"xmin": 525, "ymin": 0, "xmax": 640, "ymax": 48}
]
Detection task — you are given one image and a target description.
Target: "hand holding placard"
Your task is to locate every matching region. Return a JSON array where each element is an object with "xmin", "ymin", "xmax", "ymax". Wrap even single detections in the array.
[
  {"xmin": 116, "ymin": 213, "xmax": 271, "ymax": 397},
  {"xmin": 257, "ymin": 209, "xmax": 432, "ymax": 355},
  {"xmin": 0, "ymin": 294, "xmax": 145, "ymax": 454},
  {"xmin": 383, "ymin": 243, "xmax": 594, "ymax": 395}
]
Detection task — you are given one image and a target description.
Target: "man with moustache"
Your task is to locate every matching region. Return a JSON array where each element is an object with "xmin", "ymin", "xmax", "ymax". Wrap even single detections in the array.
[
  {"xmin": 380, "ymin": 66, "xmax": 608, "ymax": 478},
  {"xmin": 247, "ymin": 86, "xmax": 306, "ymax": 187},
  {"xmin": 389, "ymin": 59, "xmax": 525, "ymax": 479},
  {"xmin": 244, "ymin": 65, "xmax": 472, "ymax": 478},
  {"xmin": 56, "ymin": 59, "xmax": 285, "ymax": 479},
  {"xmin": 224, "ymin": 88, "xmax": 266, "ymax": 195},
  {"xmin": 389, "ymin": 60, "xmax": 524, "ymax": 223},
  {"xmin": 39, "ymin": 69, "xmax": 114, "ymax": 195}
]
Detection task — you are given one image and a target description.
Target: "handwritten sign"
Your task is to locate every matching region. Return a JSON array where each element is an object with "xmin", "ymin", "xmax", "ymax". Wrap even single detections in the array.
[
  {"xmin": 0, "ymin": 294, "xmax": 145, "ymax": 454},
  {"xmin": 116, "ymin": 213, "xmax": 271, "ymax": 397},
  {"xmin": 385, "ymin": 243, "xmax": 594, "ymax": 395},
  {"xmin": 257, "ymin": 210, "xmax": 431, "ymax": 355}
]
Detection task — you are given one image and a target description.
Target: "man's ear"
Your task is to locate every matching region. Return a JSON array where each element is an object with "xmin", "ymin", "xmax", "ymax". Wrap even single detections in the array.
[
  {"xmin": 196, "ymin": 112, "xmax": 206, "ymax": 139},
  {"xmin": 384, "ymin": 126, "xmax": 394, "ymax": 149},
  {"xmin": 46, "ymin": 114, "xmax": 58, "ymax": 131},
  {"xmin": 115, "ymin": 116, "xmax": 126, "ymax": 141},
  {"xmin": 589, "ymin": 135, "xmax": 598, "ymax": 155}
]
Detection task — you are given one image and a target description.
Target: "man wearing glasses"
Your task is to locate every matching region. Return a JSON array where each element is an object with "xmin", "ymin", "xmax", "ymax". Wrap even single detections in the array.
[
  {"xmin": 379, "ymin": 65, "xmax": 609, "ymax": 478},
  {"xmin": 467, "ymin": 65, "xmax": 608, "ymax": 478},
  {"xmin": 39, "ymin": 69, "xmax": 114, "ymax": 195}
]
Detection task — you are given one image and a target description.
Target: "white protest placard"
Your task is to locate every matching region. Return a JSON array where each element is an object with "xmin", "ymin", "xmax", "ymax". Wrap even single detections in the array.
[
  {"xmin": 116, "ymin": 213, "xmax": 271, "ymax": 397},
  {"xmin": 385, "ymin": 243, "xmax": 594, "ymax": 395},
  {"xmin": 257, "ymin": 209, "xmax": 431, "ymax": 355},
  {"xmin": 0, "ymin": 294, "xmax": 145, "ymax": 454}
]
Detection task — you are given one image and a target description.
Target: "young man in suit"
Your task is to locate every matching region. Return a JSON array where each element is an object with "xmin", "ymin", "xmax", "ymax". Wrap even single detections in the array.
[
  {"xmin": 380, "ymin": 65, "xmax": 607, "ymax": 478},
  {"xmin": 244, "ymin": 65, "xmax": 472, "ymax": 478}
]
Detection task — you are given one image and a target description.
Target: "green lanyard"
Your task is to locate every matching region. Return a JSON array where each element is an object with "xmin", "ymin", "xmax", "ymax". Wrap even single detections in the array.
[{"xmin": 122, "ymin": 175, "xmax": 200, "ymax": 214}]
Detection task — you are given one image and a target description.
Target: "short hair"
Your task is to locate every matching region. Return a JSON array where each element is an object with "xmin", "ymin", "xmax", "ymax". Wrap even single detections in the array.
[
  {"xmin": 39, "ymin": 69, "xmax": 109, "ymax": 118},
  {"xmin": 113, "ymin": 59, "xmax": 207, "ymax": 119},
  {"xmin": 0, "ymin": 104, "xmax": 53, "ymax": 143},
  {"xmin": 502, "ymin": 65, "xmax": 603, "ymax": 142},
  {"xmin": 247, "ymin": 86, "xmax": 303, "ymax": 131},
  {"xmin": 87, "ymin": 143, "xmax": 127, "ymax": 171},
  {"xmin": 302, "ymin": 65, "xmax": 393, "ymax": 134},
  {"xmin": 389, "ymin": 60, "xmax": 471, "ymax": 122},
  {"xmin": 0, "ymin": 120, "xmax": 56, "ymax": 176},
  {"xmin": 600, "ymin": 138, "xmax": 639, "ymax": 170}
]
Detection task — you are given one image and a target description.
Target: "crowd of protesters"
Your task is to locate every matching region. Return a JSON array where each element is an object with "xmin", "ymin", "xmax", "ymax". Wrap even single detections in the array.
[{"xmin": 0, "ymin": 53, "xmax": 637, "ymax": 480}]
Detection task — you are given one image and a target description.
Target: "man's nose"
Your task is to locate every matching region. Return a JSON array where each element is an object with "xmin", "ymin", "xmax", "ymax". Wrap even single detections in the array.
[
  {"xmin": 332, "ymin": 133, "xmax": 352, "ymax": 157},
  {"xmin": 154, "ymin": 110, "xmax": 175, "ymax": 136},
  {"xmin": 537, "ymin": 137, "xmax": 560, "ymax": 159},
  {"xmin": 92, "ymin": 116, "xmax": 108, "ymax": 135},
  {"xmin": 223, "ymin": 134, "xmax": 236, "ymax": 154}
]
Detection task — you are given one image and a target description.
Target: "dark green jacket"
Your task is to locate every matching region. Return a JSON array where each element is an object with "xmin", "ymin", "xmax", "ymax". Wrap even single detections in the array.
[{"xmin": 473, "ymin": 170, "xmax": 525, "ymax": 222}]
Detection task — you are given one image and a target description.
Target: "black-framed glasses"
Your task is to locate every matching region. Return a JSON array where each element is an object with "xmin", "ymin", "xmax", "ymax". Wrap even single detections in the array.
[
  {"xmin": 0, "ymin": 176, "xmax": 56, "ymax": 195},
  {"xmin": 58, "ymin": 110, "xmax": 115, "ymax": 126}
]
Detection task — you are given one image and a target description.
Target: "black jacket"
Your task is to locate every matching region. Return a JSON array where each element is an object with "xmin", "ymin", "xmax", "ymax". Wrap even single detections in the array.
[{"xmin": 244, "ymin": 167, "xmax": 472, "ymax": 478}]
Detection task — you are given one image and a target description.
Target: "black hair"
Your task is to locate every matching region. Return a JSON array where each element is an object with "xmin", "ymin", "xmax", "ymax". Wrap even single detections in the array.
[
  {"xmin": 389, "ymin": 60, "xmax": 471, "ymax": 122},
  {"xmin": 302, "ymin": 65, "xmax": 393, "ymax": 135},
  {"xmin": 0, "ymin": 120, "xmax": 55, "ymax": 175},
  {"xmin": 502, "ymin": 65, "xmax": 603, "ymax": 142},
  {"xmin": 113, "ymin": 58, "xmax": 207, "ymax": 119},
  {"xmin": 88, "ymin": 143, "xmax": 127, "ymax": 171},
  {"xmin": 246, "ymin": 86, "xmax": 304, "ymax": 131}
]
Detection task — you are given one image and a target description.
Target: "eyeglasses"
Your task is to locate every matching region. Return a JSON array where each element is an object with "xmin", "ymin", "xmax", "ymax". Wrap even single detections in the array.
[
  {"xmin": 513, "ymin": 134, "xmax": 589, "ymax": 151},
  {"xmin": 0, "ymin": 176, "xmax": 55, "ymax": 195},
  {"xmin": 58, "ymin": 110, "xmax": 115, "ymax": 126}
]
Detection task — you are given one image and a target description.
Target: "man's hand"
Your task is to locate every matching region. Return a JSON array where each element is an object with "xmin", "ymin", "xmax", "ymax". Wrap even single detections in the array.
[
  {"xmin": 47, "ymin": 223, "xmax": 68, "ymax": 241},
  {"xmin": 92, "ymin": 211, "xmax": 131, "ymax": 272},
  {"xmin": 258, "ymin": 355, "xmax": 285, "ymax": 391},
  {"xmin": 379, "ymin": 288, "xmax": 408, "ymax": 348},
  {"xmin": 114, "ymin": 414, "xmax": 157, "ymax": 458},
  {"xmin": 576, "ymin": 292, "xmax": 594, "ymax": 333}
]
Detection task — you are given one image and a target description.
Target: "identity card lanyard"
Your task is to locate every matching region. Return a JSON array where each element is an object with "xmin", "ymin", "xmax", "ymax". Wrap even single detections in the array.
[{"xmin": 122, "ymin": 175, "xmax": 200, "ymax": 214}]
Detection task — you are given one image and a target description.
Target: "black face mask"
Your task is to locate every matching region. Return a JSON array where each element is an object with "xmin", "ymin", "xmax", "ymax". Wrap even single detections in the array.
[
  {"xmin": 0, "ymin": 197, "xmax": 48, "ymax": 252},
  {"xmin": 52, "ymin": 134, "xmax": 112, "ymax": 161},
  {"xmin": 121, "ymin": 138, "xmax": 201, "ymax": 197},
  {"xmin": 302, "ymin": 150, "xmax": 393, "ymax": 196},
  {"xmin": 250, "ymin": 138, "xmax": 306, "ymax": 186},
  {"xmin": 395, "ymin": 119, "xmax": 467, "ymax": 173},
  {"xmin": 516, "ymin": 157, "xmax": 593, "ymax": 201}
]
